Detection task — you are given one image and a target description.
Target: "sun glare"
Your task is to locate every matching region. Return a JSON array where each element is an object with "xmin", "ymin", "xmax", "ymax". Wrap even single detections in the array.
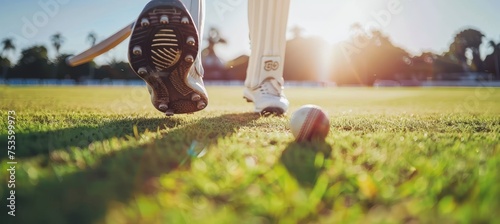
[{"xmin": 288, "ymin": 1, "xmax": 377, "ymax": 46}]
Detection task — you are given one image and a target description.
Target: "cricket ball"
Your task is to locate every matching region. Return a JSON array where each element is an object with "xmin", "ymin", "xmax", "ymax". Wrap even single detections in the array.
[{"xmin": 290, "ymin": 105, "xmax": 330, "ymax": 142}]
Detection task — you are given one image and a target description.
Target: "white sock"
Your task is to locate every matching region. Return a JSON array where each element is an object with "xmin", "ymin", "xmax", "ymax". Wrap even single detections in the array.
[{"xmin": 245, "ymin": 0, "xmax": 291, "ymax": 89}]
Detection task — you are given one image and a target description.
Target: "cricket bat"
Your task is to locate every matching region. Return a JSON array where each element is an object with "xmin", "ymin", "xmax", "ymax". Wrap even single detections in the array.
[{"xmin": 66, "ymin": 22, "xmax": 134, "ymax": 67}]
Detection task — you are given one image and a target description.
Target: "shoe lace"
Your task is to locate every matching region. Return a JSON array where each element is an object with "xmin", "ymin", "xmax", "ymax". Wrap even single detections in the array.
[{"xmin": 258, "ymin": 79, "xmax": 283, "ymax": 96}]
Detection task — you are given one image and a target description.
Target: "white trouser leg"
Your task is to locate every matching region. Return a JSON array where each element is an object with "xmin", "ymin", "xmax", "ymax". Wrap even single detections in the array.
[
  {"xmin": 180, "ymin": 0, "xmax": 205, "ymax": 75},
  {"xmin": 180, "ymin": 0, "xmax": 204, "ymax": 32},
  {"xmin": 245, "ymin": 0, "xmax": 291, "ymax": 89}
]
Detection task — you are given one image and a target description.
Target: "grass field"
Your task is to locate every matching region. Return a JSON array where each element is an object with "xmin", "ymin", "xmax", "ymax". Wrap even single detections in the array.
[{"xmin": 0, "ymin": 86, "xmax": 499, "ymax": 224}]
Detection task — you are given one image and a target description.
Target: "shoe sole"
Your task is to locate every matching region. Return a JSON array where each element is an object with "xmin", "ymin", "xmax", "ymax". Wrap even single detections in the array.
[
  {"xmin": 129, "ymin": 0, "xmax": 206, "ymax": 115},
  {"xmin": 243, "ymin": 96, "xmax": 286, "ymax": 116}
]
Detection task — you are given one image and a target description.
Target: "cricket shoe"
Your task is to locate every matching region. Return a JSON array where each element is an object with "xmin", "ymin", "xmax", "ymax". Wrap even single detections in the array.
[
  {"xmin": 128, "ymin": 0, "xmax": 207, "ymax": 116},
  {"xmin": 243, "ymin": 78, "xmax": 289, "ymax": 115}
]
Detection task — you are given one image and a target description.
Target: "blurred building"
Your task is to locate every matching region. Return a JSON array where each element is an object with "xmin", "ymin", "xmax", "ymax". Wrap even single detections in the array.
[{"xmin": 201, "ymin": 27, "xmax": 227, "ymax": 80}]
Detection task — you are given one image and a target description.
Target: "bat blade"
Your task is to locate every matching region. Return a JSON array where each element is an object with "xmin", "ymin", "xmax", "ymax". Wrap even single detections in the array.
[{"xmin": 66, "ymin": 22, "xmax": 134, "ymax": 67}]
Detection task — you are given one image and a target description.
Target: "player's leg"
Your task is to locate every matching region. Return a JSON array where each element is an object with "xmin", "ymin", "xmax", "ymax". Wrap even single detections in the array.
[
  {"xmin": 129, "ymin": 0, "xmax": 207, "ymax": 116},
  {"xmin": 244, "ymin": 0, "xmax": 291, "ymax": 115}
]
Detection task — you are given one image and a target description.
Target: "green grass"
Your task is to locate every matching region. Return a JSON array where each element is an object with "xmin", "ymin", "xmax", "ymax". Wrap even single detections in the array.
[{"xmin": 0, "ymin": 86, "xmax": 499, "ymax": 224}]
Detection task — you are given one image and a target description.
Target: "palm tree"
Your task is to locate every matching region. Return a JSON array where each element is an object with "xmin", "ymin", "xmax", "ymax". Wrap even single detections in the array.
[
  {"xmin": 87, "ymin": 32, "xmax": 97, "ymax": 78},
  {"xmin": 50, "ymin": 33, "xmax": 65, "ymax": 57},
  {"xmin": 87, "ymin": 31, "xmax": 97, "ymax": 47},
  {"xmin": 50, "ymin": 33, "xmax": 65, "ymax": 79},
  {"xmin": 1, "ymin": 38, "xmax": 15, "ymax": 78},
  {"xmin": 1, "ymin": 38, "xmax": 15, "ymax": 57}
]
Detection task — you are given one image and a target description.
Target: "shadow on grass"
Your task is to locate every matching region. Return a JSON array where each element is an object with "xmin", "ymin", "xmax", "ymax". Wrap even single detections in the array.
[
  {"xmin": 1, "ymin": 113, "xmax": 260, "ymax": 224},
  {"xmin": 277, "ymin": 141, "xmax": 333, "ymax": 222},
  {"xmin": 280, "ymin": 141, "xmax": 332, "ymax": 187},
  {"xmin": 0, "ymin": 117, "xmax": 181, "ymax": 159}
]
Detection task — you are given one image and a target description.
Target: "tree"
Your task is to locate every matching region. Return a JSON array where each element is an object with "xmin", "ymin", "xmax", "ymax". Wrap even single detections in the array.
[
  {"xmin": 410, "ymin": 52, "xmax": 436, "ymax": 80},
  {"xmin": 12, "ymin": 45, "xmax": 51, "ymax": 79},
  {"xmin": 86, "ymin": 31, "xmax": 98, "ymax": 78},
  {"xmin": 446, "ymin": 29, "xmax": 485, "ymax": 72},
  {"xmin": 87, "ymin": 32, "xmax": 97, "ymax": 47},
  {"xmin": 96, "ymin": 61, "xmax": 136, "ymax": 80},
  {"xmin": 284, "ymin": 26, "xmax": 329, "ymax": 81},
  {"xmin": 50, "ymin": 33, "xmax": 65, "ymax": 78},
  {"xmin": 331, "ymin": 28, "xmax": 411, "ymax": 85},
  {"xmin": 50, "ymin": 33, "xmax": 65, "ymax": 57},
  {"xmin": 432, "ymin": 54, "xmax": 466, "ymax": 77},
  {"xmin": 458, "ymin": 29, "xmax": 485, "ymax": 72},
  {"xmin": 446, "ymin": 36, "xmax": 467, "ymax": 64},
  {"xmin": 55, "ymin": 53, "xmax": 92, "ymax": 80},
  {"xmin": 1, "ymin": 38, "xmax": 15, "ymax": 78},
  {"xmin": 484, "ymin": 40, "xmax": 500, "ymax": 79},
  {"xmin": 0, "ymin": 56, "xmax": 10, "ymax": 79},
  {"xmin": 1, "ymin": 38, "xmax": 15, "ymax": 57}
]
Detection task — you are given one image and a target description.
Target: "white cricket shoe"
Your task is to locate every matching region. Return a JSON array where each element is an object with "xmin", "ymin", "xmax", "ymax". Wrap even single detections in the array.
[{"xmin": 243, "ymin": 78, "xmax": 289, "ymax": 115}]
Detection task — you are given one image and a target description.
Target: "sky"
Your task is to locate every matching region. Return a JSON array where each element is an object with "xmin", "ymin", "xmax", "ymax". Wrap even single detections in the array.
[{"xmin": 1, "ymin": 0, "xmax": 499, "ymax": 65}]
